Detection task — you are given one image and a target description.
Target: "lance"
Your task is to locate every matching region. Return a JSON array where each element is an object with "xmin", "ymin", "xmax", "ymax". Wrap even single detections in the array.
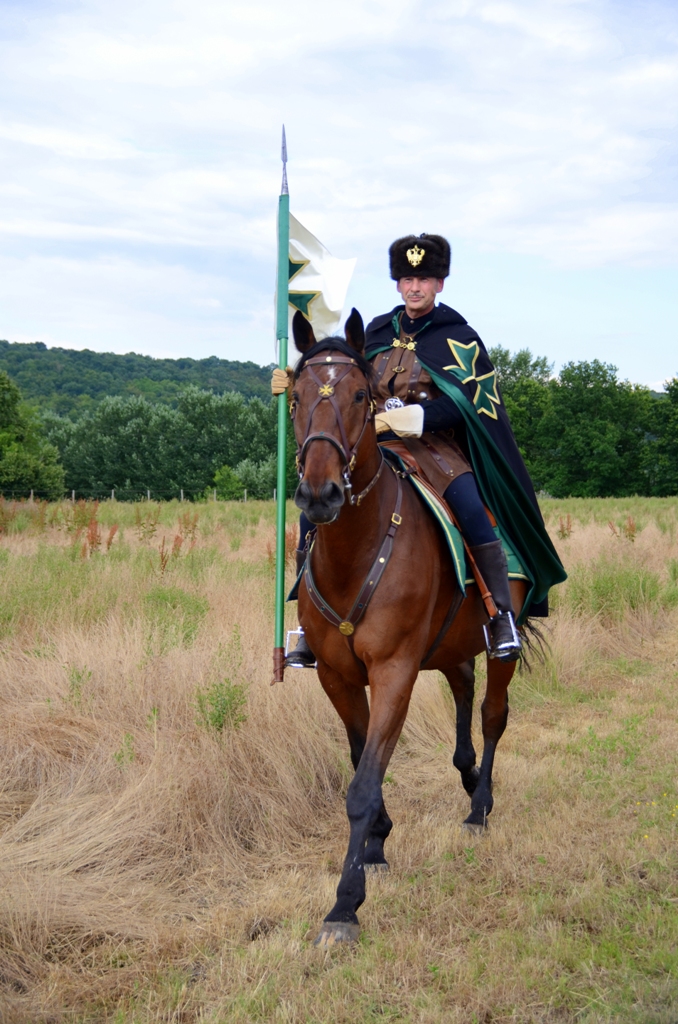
[{"xmin": 272, "ymin": 126, "xmax": 290, "ymax": 684}]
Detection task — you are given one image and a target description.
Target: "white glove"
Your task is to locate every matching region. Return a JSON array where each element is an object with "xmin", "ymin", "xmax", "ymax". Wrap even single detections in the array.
[
  {"xmin": 375, "ymin": 404, "xmax": 424, "ymax": 438},
  {"xmin": 271, "ymin": 367, "xmax": 293, "ymax": 396}
]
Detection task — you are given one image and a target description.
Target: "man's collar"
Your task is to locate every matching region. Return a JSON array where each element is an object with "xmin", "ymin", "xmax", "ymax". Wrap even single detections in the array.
[{"xmin": 366, "ymin": 302, "xmax": 468, "ymax": 334}]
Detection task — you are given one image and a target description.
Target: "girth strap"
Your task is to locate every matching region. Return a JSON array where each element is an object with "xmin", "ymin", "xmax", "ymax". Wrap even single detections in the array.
[{"xmin": 304, "ymin": 471, "xmax": 404, "ymax": 639}]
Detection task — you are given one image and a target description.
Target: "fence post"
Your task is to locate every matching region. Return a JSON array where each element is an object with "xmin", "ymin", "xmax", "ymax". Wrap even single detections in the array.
[
  {"xmin": 72, "ymin": 490, "xmax": 75, "ymax": 502},
  {"xmin": 111, "ymin": 489, "xmax": 115, "ymax": 501},
  {"xmin": 273, "ymin": 488, "xmax": 276, "ymax": 501},
  {"xmin": 180, "ymin": 489, "xmax": 184, "ymax": 502},
  {"xmin": 147, "ymin": 489, "xmax": 151, "ymax": 501},
  {"xmin": 244, "ymin": 489, "xmax": 247, "ymax": 503},
  {"xmin": 29, "ymin": 489, "xmax": 34, "ymax": 502},
  {"xmin": 213, "ymin": 488, "xmax": 217, "ymax": 502}
]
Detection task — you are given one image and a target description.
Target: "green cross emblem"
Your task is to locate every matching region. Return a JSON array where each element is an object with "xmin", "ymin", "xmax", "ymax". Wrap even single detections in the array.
[{"xmin": 443, "ymin": 339, "xmax": 501, "ymax": 420}]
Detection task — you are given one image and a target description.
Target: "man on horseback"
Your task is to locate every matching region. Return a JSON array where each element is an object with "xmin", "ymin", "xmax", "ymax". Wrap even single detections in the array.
[{"xmin": 275, "ymin": 232, "xmax": 565, "ymax": 669}]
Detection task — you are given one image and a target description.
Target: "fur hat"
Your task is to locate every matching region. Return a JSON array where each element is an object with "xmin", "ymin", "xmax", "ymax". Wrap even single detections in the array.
[{"xmin": 389, "ymin": 233, "xmax": 451, "ymax": 280}]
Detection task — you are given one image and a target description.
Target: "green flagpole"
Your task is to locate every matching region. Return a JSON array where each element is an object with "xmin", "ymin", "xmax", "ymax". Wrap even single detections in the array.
[{"xmin": 272, "ymin": 126, "xmax": 290, "ymax": 683}]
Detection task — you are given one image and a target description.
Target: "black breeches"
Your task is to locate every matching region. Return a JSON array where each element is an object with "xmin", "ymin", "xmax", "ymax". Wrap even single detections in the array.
[{"xmin": 442, "ymin": 472, "xmax": 497, "ymax": 546}]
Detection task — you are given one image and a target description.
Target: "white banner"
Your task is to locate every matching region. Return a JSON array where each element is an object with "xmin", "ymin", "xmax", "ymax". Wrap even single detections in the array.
[{"xmin": 287, "ymin": 213, "xmax": 356, "ymax": 341}]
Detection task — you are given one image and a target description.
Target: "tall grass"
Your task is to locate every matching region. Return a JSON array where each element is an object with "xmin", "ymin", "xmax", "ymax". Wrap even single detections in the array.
[{"xmin": 1, "ymin": 497, "xmax": 677, "ymax": 1022}]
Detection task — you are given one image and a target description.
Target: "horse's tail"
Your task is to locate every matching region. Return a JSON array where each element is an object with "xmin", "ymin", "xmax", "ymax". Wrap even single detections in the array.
[{"xmin": 518, "ymin": 618, "xmax": 550, "ymax": 673}]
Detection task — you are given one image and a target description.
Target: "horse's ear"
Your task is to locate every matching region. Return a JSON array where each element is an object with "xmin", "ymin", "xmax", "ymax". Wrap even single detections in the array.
[
  {"xmin": 344, "ymin": 308, "xmax": 365, "ymax": 354},
  {"xmin": 292, "ymin": 311, "xmax": 316, "ymax": 353}
]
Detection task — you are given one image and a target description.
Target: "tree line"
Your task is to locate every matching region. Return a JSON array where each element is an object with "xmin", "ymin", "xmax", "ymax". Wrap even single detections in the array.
[
  {"xmin": 0, "ymin": 339, "xmax": 274, "ymax": 416},
  {"xmin": 1, "ymin": 350, "xmax": 677, "ymax": 500}
]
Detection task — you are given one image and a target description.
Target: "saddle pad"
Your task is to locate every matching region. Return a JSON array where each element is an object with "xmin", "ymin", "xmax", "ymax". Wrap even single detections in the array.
[{"xmin": 383, "ymin": 450, "xmax": 528, "ymax": 594}]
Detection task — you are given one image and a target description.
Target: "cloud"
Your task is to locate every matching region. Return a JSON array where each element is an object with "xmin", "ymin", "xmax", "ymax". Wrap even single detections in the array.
[{"xmin": 0, "ymin": 0, "xmax": 677, "ymax": 368}]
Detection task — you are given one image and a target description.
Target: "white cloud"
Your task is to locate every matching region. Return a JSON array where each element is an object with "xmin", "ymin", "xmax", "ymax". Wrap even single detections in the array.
[{"xmin": 0, "ymin": 0, "xmax": 676, "ymax": 370}]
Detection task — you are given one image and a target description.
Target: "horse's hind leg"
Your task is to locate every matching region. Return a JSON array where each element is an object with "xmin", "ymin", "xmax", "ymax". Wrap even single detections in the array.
[
  {"xmin": 443, "ymin": 658, "xmax": 479, "ymax": 796},
  {"xmin": 464, "ymin": 657, "xmax": 516, "ymax": 830}
]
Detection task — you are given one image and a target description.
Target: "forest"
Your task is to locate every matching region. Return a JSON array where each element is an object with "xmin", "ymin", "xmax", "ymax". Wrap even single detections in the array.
[
  {"xmin": 0, "ymin": 339, "xmax": 273, "ymax": 414},
  {"xmin": 0, "ymin": 341, "xmax": 677, "ymax": 500}
]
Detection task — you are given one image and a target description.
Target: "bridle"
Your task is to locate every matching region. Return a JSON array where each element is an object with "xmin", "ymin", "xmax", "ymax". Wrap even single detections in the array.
[{"xmin": 292, "ymin": 352, "xmax": 384, "ymax": 506}]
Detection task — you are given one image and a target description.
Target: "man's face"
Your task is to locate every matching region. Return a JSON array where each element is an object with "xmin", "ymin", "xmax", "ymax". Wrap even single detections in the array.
[{"xmin": 397, "ymin": 276, "xmax": 444, "ymax": 316}]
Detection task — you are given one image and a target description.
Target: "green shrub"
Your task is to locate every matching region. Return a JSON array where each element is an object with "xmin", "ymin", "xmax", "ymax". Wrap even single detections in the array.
[
  {"xmin": 234, "ymin": 456, "xmax": 276, "ymax": 500},
  {"xmin": 213, "ymin": 464, "xmax": 245, "ymax": 501},
  {"xmin": 195, "ymin": 679, "xmax": 247, "ymax": 732}
]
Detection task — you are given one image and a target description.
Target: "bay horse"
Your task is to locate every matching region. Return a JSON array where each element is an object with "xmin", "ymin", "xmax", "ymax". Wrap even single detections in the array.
[{"xmin": 290, "ymin": 309, "xmax": 528, "ymax": 948}]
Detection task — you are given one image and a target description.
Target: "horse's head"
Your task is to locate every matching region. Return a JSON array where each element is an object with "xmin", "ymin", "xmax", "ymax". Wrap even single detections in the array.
[{"xmin": 291, "ymin": 309, "xmax": 375, "ymax": 524}]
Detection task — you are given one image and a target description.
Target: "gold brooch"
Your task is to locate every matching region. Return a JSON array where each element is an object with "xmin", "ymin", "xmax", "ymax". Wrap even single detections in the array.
[
  {"xmin": 339, "ymin": 621, "xmax": 355, "ymax": 636},
  {"xmin": 406, "ymin": 244, "xmax": 425, "ymax": 267},
  {"xmin": 318, "ymin": 384, "xmax": 334, "ymax": 397}
]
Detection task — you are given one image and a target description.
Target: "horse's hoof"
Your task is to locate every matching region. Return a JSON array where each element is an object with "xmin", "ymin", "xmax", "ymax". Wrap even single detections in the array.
[
  {"xmin": 313, "ymin": 921, "xmax": 360, "ymax": 948},
  {"xmin": 462, "ymin": 821, "xmax": 488, "ymax": 836},
  {"xmin": 364, "ymin": 861, "xmax": 390, "ymax": 876}
]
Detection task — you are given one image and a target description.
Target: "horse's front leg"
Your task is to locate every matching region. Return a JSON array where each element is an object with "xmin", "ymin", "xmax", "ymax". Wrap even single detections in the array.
[
  {"xmin": 464, "ymin": 656, "xmax": 516, "ymax": 830},
  {"xmin": 316, "ymin": 665, "xmax": 393, "ymax": 872},
  {"xmin": 315, "ymin": 660, "xmax": 417, "ymax": 948}
]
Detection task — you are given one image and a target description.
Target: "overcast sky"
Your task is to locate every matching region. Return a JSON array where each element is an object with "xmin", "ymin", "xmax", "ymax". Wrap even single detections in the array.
[{"xmin": 1, "ymin": 0, "xmax": 677, "ymax": 386}]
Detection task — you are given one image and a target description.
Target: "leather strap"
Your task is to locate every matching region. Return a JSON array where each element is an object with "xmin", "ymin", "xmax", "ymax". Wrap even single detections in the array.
[{"xmin": 303, "ymin": 471, "xmax": 403, "ymax": 639}]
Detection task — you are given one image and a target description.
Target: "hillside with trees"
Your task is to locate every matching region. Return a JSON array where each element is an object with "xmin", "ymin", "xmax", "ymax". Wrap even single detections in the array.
[
  {"xmin": 0, "ymin": 340, "xmax": 274, "ymax": 416},
  {"xmin": 0, "ymin": 340, "xmax": 677, "ymax": 501}
]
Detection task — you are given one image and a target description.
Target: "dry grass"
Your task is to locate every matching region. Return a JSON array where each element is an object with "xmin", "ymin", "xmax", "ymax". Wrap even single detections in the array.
[{"xmin": 1, "ymin": 498, "xmax": 678, "ymax": 1023}]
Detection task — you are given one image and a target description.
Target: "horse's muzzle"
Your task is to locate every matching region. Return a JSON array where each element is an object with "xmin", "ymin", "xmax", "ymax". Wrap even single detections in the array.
[{"xmin": 295, "ymin": 479, "xmax": 345, "ymax": 524}]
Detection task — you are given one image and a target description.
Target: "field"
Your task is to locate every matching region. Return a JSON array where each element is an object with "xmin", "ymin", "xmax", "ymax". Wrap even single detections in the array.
[{"xmin": 1, "ymin": 496, "xmax": 678, "ymax": 1023}]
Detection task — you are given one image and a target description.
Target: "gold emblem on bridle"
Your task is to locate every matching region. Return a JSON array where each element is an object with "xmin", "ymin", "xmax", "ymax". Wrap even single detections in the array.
[
  {"xmin": 406, "ymin": 244, "xmax": 425, "ymax": 267},
  {"xmin": 318, "ymin": 384, "xmax": 335, "ymax": 397},
  {"xmin": 339, "ymin": 621, "xmax": 355, "ymax": 636}
]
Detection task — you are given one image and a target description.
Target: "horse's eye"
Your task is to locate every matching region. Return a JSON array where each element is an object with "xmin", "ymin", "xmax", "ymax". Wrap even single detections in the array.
[
  {"xmin": 292, "ymin": 392, "xmax": 299, "ymax": 402},
  {"xmin": 355, "ymin": 390, "xmax": 366, "ymax": 403}
]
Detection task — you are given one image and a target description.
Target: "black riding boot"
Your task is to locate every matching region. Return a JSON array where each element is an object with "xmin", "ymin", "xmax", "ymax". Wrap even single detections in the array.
[
  {"xmin": 285, "ymin": 550, "xmax": 317, "ymax": 669},
  {"xmin": 470, "ymin": 540, "xmax": 522, "ymax": 662}
]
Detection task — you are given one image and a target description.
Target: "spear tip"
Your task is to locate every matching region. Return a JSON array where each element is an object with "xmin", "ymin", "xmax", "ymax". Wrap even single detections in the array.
[{"xmin": 281, "ymin": 124, "xmax": 289, "ymax": 195}]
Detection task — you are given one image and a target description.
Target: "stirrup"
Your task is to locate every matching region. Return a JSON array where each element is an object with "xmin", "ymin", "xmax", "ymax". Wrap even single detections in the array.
[
  {"xmin": 284, "ymin": 628, "xmax": 317, "ymax": 669},
  {"xmin": 482, "ymin": 610, "xmax": 522, "ymax": 662}
]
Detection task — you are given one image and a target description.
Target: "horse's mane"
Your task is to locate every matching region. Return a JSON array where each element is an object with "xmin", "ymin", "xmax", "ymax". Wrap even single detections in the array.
[{"xmin": 294, "ymin": 337, "xmax": 374, "ymax": 384}]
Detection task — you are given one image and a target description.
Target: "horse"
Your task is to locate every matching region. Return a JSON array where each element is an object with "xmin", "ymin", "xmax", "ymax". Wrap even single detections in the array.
[{"xmin": 289, "ymin": 308, "xmax": 529, "ymax": 948}]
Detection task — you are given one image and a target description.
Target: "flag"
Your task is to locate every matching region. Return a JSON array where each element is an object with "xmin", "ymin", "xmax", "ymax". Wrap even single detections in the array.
[{"xmin": 287, "ymin": 213, "xmax": 356, "ymax": 340}]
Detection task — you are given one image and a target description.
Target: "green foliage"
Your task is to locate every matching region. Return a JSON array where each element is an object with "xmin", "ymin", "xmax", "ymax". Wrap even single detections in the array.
[
  {"xmin": 561, "ymin": 559, "xmax": 669, "ymax": 622},
  {"xmin": 489, "ymin": 344, "xmax": 553, "ymax": 397},
  {"xmin": 213, "ymin": 465, "xmax": 245, "ymax": 500},
  {"xmin": 113, "ymin": 733, "xmax": 135, "ymax": 768},
  {"xmin": 493, "ymin": 351, "xmax": 677, "ymax": 498},
  {"xmin": 234, "ymin": 455, "xmax": 277, "ymax": 500},
  {"xmin": 529, "ymin": 361, "xmax": 654, "ymax": 497},
  {"xmin": 0, "ymin": 339, "xmax": 274, "ymax": 415},
  {"xmin": 144, "ymin": 585, "xmax": 209, "ymax": 649},
  {"xmin": 67, "ymin": 665, "xmax": 92, "ymax": 708},
  {"xmin": 643, "ymin": 377, "xmax": 678, "ymax": 496},
  {"xmin": 0, "ymin": 370, "xmax": 65, "ymax": 499},
  {"xmin": 195, "ymin": 678, "xmax": 248, "ymax": 732},
  {"xmin": 43, "ymin": 388, "xmax": 279, "ymax": 500}
]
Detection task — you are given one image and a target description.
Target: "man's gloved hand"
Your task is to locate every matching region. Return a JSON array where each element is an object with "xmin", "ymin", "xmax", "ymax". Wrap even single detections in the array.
[
  {"xmin": 271, "ymin": 367, "xmax": 294, "ymax": 396},
  {"xmin": 374, "ymin": 404, "xmax": 424, "ymax": 438}
]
